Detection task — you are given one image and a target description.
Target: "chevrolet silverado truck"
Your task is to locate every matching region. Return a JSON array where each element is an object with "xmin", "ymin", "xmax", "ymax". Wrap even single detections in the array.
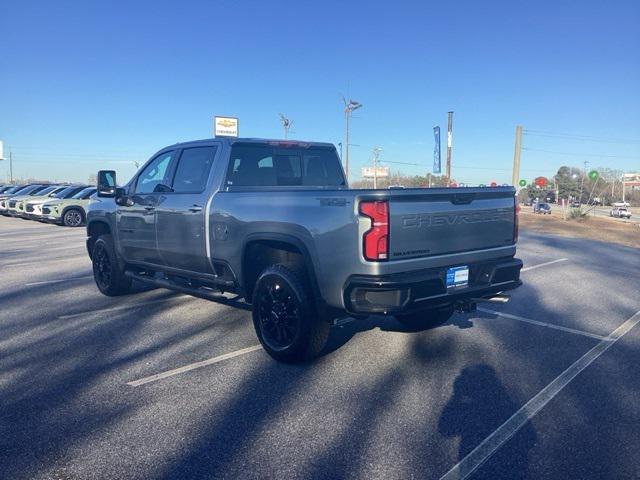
[{"xmin": 87, "ymin": 138, "xmax": 522, "ymax": 362}]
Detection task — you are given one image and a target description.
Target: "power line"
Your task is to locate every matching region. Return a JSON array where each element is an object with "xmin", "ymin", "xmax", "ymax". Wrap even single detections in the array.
[
  {"xmin": 522, "ymin": 147, "xmax": 640, "ymax": 160},
  {"xmin": 8, "ymin": 145, "xmax": 149, "ymax": 154},
  {"xmin": 522, "ymin": 130, "xmax": 640, "ymax": 145},
  {"xmin": 382, "ymin": 160, "xmax": 422, "ymax": 166},
  {"xmin": 381, "ymin": 160, "xmax": 544, "ymax": 173}
]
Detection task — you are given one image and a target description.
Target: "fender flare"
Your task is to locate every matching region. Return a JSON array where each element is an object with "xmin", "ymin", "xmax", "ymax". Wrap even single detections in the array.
[{"xmin": 241, "ymin": 232, "xmax": 327, "ymax": 317}]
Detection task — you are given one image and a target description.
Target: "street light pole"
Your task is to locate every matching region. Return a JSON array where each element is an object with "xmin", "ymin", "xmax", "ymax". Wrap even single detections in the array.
[
  {"xmin": 372, "ymin": 146, "xmax": 381, "ymax": 189},
  {"xmin": 279, "ymin": 113, "xmax": 292, "ymax": 139},
  {"xmin": 343, "ymin": 98, "xmax": 362, "ymax": 182}
]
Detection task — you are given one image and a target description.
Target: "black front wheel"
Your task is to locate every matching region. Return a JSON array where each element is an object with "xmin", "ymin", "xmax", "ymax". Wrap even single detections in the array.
[
  {"xmin": 252, "ymin": 264, "xmax": 329, "ymax": 362},
  {"xmin": 92, "ymin": 235, "xmax": 132, "ymax": 296}
]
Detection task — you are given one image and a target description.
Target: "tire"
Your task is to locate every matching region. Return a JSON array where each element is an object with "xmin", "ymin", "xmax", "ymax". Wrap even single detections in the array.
[
  {"xmin": 92, "ymin": 234, "xmax": 132, "ymax": 296},
  {"xmin": 395, "ymin": 305, "xmax": 455, "ymax": 330},
  {"xmin": 252, "ymin": 264, "xmax": 329, "ymax": 363},
  {"xmin": 63, "ymin": 208, "xmax": 84, "ymax": 227}
]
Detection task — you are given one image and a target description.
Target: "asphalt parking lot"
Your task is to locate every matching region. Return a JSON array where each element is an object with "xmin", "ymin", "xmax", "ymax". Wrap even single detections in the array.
[{"xmin": 1, "ymin": 217, "xmax": 639, "ymax": 480}]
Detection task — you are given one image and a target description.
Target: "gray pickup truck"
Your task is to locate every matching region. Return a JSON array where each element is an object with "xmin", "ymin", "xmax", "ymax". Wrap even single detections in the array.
[{"xmin": 87, "ymin": 138, "xmax": 522, "ymax": 361}]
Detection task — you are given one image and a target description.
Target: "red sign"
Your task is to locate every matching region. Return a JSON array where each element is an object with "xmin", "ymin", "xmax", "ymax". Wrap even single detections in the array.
[{"xmin": 534, "ymin": 177, "xmax": 547, "ymax": 187}]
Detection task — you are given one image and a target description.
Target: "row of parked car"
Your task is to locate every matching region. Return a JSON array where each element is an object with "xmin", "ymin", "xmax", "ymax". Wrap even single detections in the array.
[{"xmin": 0, "ymin": 183, "xmax": 96, "ymax": 226}]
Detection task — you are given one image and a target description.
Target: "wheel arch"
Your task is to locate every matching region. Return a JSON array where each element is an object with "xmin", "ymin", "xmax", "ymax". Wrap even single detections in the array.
[
  {"xmin": 86, "ymin": 220, "xmax": 112, "ymax": 259},
  {"xmin": 241, "ymin": 233, "xmax": 327, "ymax": 317}
]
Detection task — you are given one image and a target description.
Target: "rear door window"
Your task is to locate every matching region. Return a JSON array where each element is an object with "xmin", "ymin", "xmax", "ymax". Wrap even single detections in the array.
[{"xmin": 171, "ymin": 146, "xmax": 217, "ymax": 193}]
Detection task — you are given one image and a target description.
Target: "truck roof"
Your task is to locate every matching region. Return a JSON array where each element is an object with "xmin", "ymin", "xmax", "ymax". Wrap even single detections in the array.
[{"xmin": 166, "ymin": 137, "xmax": 337, "ymax": 149}]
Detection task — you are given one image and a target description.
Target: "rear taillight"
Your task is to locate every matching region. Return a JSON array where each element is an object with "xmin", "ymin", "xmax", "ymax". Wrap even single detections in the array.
[
  {"xmin": 514, "ymin": 197, "xmax": 520, "ymax": 242},
  {"xmin": 360, "ymin": 200, "xmax": 389, "ymax": 261}
]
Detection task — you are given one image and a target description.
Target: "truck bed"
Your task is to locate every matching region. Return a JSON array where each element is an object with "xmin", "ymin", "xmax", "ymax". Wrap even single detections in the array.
[{"xmin": 213, "ymin": 186, "xmax": 518, "ymax": 310}]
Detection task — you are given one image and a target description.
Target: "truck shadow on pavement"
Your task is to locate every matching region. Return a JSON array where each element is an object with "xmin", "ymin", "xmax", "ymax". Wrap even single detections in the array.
[{"xmin": 3, "ymin": 231, "xmax": 638, "ymax": 479}]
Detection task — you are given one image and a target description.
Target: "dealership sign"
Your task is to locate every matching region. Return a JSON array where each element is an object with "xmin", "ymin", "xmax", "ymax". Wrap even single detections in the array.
[
  {"xmin": 361, "ymin": 166, "xmax": 390, "ymax": 178},
  {"xmin": 214, "ymin": 116, "xmax": 239, "ymax": 137}
]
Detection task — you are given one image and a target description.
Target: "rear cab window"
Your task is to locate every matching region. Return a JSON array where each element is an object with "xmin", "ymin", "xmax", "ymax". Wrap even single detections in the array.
[{"xmin": 226, "ymin": 143, "xmax": 345, "ymax": 188}]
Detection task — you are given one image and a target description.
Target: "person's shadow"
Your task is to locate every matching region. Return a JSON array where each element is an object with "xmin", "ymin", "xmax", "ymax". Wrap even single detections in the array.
[{"xmin": 439, "ymin": 364, "xmax": 537, "ymax": 479}]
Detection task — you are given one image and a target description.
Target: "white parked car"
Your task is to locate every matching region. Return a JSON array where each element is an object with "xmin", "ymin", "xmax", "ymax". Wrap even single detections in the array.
[
  {"xmin": 612, "ymin": 201, "xmax": 630, "ymax": 208},
  {"xmin": 610, "ymin": 207, "xmax": 632, "ymax": 219}
]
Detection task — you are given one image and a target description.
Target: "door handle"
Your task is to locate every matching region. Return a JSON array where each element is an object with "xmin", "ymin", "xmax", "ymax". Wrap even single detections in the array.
[
  {"xmin": 144, "ymin": 206, "xmax": 155, "ymax": 211},
  {"xmin": 189, "ymin": 205, "xmax": 203, "ymax": 213}
]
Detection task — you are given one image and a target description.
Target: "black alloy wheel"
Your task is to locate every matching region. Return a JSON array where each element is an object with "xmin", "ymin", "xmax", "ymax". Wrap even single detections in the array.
[
  {"xmin": 255, "ymin": 275, "xmax": 302, "ymax": 351},
  {"xmin": 93, "ymin": 242, "xmax": 112, "ymax": 291}
]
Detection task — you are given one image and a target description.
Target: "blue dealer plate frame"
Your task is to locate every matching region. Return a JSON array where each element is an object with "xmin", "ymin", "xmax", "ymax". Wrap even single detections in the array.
[{"xmin": 446, "ymin": 266, "xmax": 469, "ymax": 288}]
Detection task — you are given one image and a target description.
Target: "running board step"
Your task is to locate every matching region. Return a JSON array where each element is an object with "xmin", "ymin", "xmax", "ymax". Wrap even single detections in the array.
[{"xmin": 125, "ymin": 271, "xmax": 244, "ymax": 305}]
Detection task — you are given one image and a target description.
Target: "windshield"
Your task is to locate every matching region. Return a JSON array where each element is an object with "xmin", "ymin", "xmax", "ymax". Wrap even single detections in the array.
[
  {"xmin": 71, "ymin": 187, "xmax": 96, "ymax": 199},
  {"xmin": 5, "ymin": 185, "xmax": 29, "ymax": 194},
  {"xmin": 53, "ymin": 186, "xmax": 83, "ymax": 198},
  {"xmin": 37, "ymin": 186, "xmax": 59, "ymax": 196},
  {"xmin": 27, "ymin": 185, "xmax": 48, "ymax": 195}
]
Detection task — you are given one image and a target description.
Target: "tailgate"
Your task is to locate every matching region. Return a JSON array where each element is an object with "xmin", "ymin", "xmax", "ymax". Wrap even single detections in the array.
[{"xmin": 388, "ymin": 188, "xmax": 516, "ymax": 260}]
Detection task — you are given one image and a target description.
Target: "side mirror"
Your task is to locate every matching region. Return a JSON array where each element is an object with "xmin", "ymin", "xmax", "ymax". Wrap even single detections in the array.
[
  {"xmin": 97, "ymin": 170, "xmax": 117, "ymax": 198},
  {"xmin": 153, "ymin": 183, "xmax": 173, "ymax": 193}
]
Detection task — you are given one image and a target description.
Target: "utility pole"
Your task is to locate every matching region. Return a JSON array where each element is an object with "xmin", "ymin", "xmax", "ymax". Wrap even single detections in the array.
[
  {"xmin": 371, "ymin": 146, "xmax": 381, "ymax": 189},
  {"xmin": 343, "ymin": 98, "xmax": 362, "ymax": 182},
  {"xmin": 279, "ymin": 113, "xmax": 292, "ymax": 139},
  {"xmin": 9, "ymin": 150, "xmax": 13, "ymax": 184},
  {"xmin": 579, "ymin": 160, "xmax": 589, "ymax": 203},
  {"xmin": 446, "ymin": 112, "xmax": 453, "ymax": 184},
  {"xmin": 512, "ymin": 125, "xmax": 523, "ymax": 187}
]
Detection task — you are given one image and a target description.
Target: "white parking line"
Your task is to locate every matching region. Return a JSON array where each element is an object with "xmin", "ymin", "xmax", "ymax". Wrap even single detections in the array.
[
  {"xmin": 25, "ymin": 275, "xmax": 93, "ymax": 286},
  {"xmin": 440, "ymin": 309, "xmax": 640, "ymax": 480},
  {"xmin": 3, "ymin": 254, "xmax": 87, "ymax": 268},
  {"xmin": 58, "ymin": 295, "xmax": 189, "ymax": 320},
  {"xmin": 127, "ymin": 345, "xmax": 263, "ymax": 387},
  {"xmin": 521, "ymin": 258, "xmax": 568, "ymax": 272},
  {"xmin": 477, "ymin": 307, "xmax": 608, "ymax": 341}
]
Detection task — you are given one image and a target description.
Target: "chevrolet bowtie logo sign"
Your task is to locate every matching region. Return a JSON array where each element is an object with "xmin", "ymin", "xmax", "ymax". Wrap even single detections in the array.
[
  {"xmin": 214, "ymin": 116, "xmax": 239, "ymax": 137},
  {"xmin": 218, "ymin": 119, "xmax": 235, "ymax": 128}
]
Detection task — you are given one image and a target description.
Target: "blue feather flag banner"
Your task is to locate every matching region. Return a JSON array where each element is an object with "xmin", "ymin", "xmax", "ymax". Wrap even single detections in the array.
[{"xmin": 433, "ymin": 126, "xmax": 441, "ymax": 174}]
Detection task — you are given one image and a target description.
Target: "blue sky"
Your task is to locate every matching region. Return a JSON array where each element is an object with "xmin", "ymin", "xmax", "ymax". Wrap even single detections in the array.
[{"xmin": 1, "ymin": 0, "xmax": 639, "ymax": 185}]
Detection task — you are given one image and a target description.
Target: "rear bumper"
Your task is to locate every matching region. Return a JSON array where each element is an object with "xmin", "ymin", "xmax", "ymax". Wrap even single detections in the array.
[{"xmin": 343, "ymin": 257, "xmax": 523, "ymax": 315}]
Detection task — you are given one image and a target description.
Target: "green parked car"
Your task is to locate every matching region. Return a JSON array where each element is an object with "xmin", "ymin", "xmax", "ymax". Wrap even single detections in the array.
[{"xmin": 41, "ymin": 187, "xmax": 97, "ymax": 227}]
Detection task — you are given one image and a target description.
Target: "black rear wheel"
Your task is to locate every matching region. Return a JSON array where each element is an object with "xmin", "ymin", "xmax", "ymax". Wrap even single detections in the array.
[{"xmin": 252, "ymin": 264, "xmax": 329, "ymax": 362}]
